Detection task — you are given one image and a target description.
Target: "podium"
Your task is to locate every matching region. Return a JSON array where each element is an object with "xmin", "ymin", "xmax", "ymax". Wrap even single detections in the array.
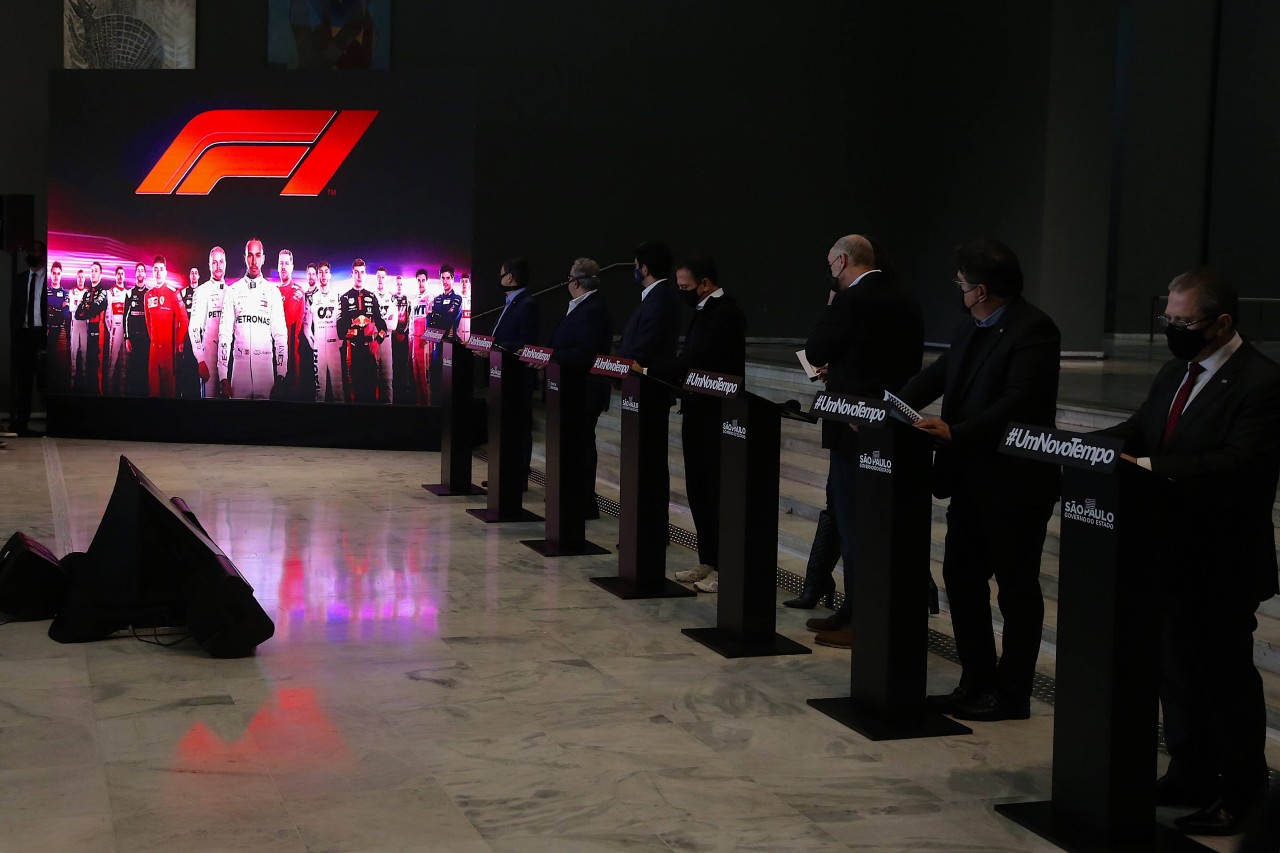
[
  {"xmin": 467, "ymin": 346, "xmax": 541, "ymax": 524},
  {"xmin": 992, "ymin": 424, "xmax": 1208, "ymax": 852},
  {"xmin": 681, "ymin": 383, "xmax": 811, "ymax": 658},
  {"xmin": 522, "ymin": 357, "xmax": 609, "ymax": 556},
  {"xmin": 806, "ymin": 394, "xmax": 971, "ymax": 739},
  {"xmin": 590, "ymin": 365, "xmax": 693, "ymax": 599},
  {"xmin": 422, "ymin": 336, "xmax": 485, "ymax": 496}
]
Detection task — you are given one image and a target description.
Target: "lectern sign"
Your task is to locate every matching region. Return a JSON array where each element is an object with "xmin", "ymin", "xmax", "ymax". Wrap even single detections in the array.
[
  {"xmin": 466, "ymin": 334, "xmax": 494, "ymax": 354},
  {"xmin": 999, "ymin": 423, "xmax": 1123, "ymax": 473},
  {"xmin": 423, "ymin": 328, "xmax": 446, "ymax": 343},
  {"xmin": 684, "ymin": 370, "xmax": 742, "ymax": 399},
  {"xmin": 810, "ymin": 391, "xmax": 889, "ymax": 427},
  {"xmin": 519, "ymin": 345, "xmax": 554, "ymax": 367},
  {"xmin": 591, "ymin": 355, "xmax": 632, "ymax": 379}
]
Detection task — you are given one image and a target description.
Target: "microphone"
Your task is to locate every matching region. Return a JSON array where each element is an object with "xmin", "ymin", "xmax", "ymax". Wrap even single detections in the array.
[{"xmin": 470, "ymin": 261, "xmax": 632, "ymax": 320}]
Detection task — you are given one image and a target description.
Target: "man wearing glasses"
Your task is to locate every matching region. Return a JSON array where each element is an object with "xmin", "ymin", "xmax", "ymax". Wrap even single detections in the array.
[
  {"xmin": 896, "ymin": 238, "xmax": 1061, "ymax": 722},
  {"xmin": 1097, "ymin": 269, "xmax": 1280, "ymax": 837}
]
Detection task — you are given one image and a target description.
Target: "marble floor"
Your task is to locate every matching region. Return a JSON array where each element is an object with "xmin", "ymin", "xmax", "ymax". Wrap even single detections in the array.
[{"xmin": 0, "ymin": 437, "xmax": 1251, "ymax": 852}]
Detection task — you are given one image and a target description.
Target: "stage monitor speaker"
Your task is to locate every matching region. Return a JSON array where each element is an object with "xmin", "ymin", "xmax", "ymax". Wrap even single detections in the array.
[
  {"xmin": 0, "ymin": 532, "xmax": 68, "ymax": 620},
  {"xmin": 2, "ymin": 194, "xmax": 35, "ymax": 254},
  {"xmin": 48, "ymin": 455, "xmax": 275, "ymax": 657}
]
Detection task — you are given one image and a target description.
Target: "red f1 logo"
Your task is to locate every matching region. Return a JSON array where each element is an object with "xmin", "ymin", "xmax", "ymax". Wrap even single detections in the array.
[{"xmin": 136, "ymin": 109, "xmax": 378, "ymax": 196}]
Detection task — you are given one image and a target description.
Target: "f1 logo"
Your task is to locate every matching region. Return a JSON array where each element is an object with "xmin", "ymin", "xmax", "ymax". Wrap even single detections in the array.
[{"xmin": 136, "ymin": 109, "xmax": 378, "ymax": 196}]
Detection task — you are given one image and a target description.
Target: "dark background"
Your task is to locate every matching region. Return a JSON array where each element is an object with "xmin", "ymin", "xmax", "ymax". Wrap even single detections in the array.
[
  {"xmin": 47, "ymin": 70, "xmax": 473, "ymax": 289},
  {"xmin": 5, "ymin": 0, "xmax": 1280, "ymax": 406}
]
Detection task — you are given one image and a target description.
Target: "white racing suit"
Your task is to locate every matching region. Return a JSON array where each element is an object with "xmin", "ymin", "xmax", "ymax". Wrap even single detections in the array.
[
  {"xmin": 66, "ymin": 286, "xmax": 89, "ymax": 383},
  {"xmin": 105, "ymin": 286, "xmax": 128, "ymax": 395},
  {"xmin": 189, "ymin": 279, "xmax": 226, "ymax": 398},
  {"xmin": 217, "ymin": 276, "xmax": 286, "ymax": 400},
  {"xmin": 307, "ymin": 288, "xmax": 344, "ymax": 403}
]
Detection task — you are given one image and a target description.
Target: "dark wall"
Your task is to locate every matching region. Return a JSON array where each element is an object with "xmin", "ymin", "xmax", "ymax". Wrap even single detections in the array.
[{"xmin": 6, "ymin": 0, "xmax": 1276, "ymax": 381}]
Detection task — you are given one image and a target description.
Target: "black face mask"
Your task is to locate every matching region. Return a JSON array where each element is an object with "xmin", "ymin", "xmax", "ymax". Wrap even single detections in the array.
[
  {"xmin": 680, "ymin": 287, "xmax": 701, "ymax": 308},
  {"xmin": 1165, "ymin": 325, "xmax": 1210, "ymax": 361},
  {"xmin": 957, "ymin": 287, "xmax": 975, "ymax": 315},
  {"xmin": 828, "ymin": 262, "xmax": 842, "ymax": 290}
]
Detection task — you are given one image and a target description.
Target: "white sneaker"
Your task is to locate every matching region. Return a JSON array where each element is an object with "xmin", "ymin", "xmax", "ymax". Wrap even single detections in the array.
[
  {"xmin": 693, "ymin": 571, "xmax": 719, "ymax": 593},
  {"xmin": 673, "ymin": 564, "xmax": 714, "ymax": 583}
]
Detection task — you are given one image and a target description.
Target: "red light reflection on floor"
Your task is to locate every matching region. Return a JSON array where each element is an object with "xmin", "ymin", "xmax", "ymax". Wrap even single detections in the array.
[{"xmin": 177, "ymin": 687, "xmax": 350, "ymax": 767}]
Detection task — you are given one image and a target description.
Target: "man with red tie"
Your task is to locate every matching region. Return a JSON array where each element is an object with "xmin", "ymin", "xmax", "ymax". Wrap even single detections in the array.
[{"xmin": 1099, "ymin": 269, "xmax": 1280, "ymax": 837}]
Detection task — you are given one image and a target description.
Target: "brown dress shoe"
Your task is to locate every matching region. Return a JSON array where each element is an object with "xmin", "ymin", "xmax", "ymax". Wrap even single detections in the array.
[
  {"xmin": 805, "ymin": 611, "xmax": 849, "ymax": 633},
  {"xmin": 814, "ymin": 628, "xmax": 852, "ymax": 649}
]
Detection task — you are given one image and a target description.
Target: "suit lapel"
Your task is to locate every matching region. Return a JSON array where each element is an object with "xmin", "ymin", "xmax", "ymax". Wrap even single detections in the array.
[
  {"xmin": 947, "ymin": 307, "xmax": 1008, "ymax": 404},
  {"xmin": 1164, "ymin": 343, "xmax": 1251, "ymax": 448}
]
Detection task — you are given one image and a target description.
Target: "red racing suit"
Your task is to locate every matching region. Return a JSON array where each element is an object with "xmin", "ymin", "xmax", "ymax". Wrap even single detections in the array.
[{"xmin": 143, "ymin": 285, "xmax": 190, "ymax": 397}]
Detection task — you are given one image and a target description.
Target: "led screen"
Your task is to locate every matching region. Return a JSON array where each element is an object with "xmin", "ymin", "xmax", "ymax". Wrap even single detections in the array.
[{"xmin": 47, "ymin": 70, "xmax": 474, "ymax": 407}]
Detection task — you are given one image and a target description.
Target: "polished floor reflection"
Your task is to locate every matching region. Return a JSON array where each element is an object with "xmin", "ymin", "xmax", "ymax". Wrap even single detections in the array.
[{"xmin": 0, "ymin": 437, "xmax": 1247, "ymax": 852}]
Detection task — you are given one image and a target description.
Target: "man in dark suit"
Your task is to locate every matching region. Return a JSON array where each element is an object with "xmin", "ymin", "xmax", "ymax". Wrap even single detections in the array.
[
  {"xmin": 618, "ymin": 241, "xmax": 681, "ymax": 367},
  {"xmin": 802, "ymin": 234, "xmax": 925, "ymax": 648},
  {"xmin": 617, "ymin": 241, "xmax": 683, "ymax": 538},
  {"xmin": 491, "ymin": 257, "xmax": 541, "ymax": 480},
  {"xmin": 641, "ymin": 255, "xmax": 746, "ymax": 593},
  {"xmin": 8, "ymin": 241, "xmax": 47, "ymax": 437},
  {"xmin": 897, "ymin": 238, "xmax": 1061, "ymax": 721},
  {"xmin": 548, "ymin": 257, "xmax": 613, "ymax": 517},
  {"xmin": 1098, "ymin": 269, "xmax": 1280, "ymax": 836}
]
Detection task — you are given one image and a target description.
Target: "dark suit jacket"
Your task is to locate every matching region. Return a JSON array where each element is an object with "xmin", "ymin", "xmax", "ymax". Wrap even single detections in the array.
[
  {"xmin": 897, "ymin": 297, "xmax": 1061, "ymax": 507},
  {"xmin": 10, "ymin": 267, "xmax": 44, "ymax": 335},
  {"xmin": 491, "ymin": 288, "xmax": 541, "ymax": 353},
  {"xmin": 650, "ymin": 291, "xmax": 747, "ymax": 414},
  {"xmin": 1097, "ymin": 338, "xmax": 1280, "ymax": 602},
  {"xmin": 805, "ymin": 270, "xmax": 924, "ymax": 449},
  {"xmin": 549, "ymin": 291, "xmax": 613, "ymax": 415},
  {"xmin": 616, "ymin": 278, "xmax": 681, "ymax": 364}
]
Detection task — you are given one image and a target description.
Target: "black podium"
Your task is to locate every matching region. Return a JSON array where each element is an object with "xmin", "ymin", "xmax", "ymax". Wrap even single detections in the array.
[
  {"xmin": 522, "ymin": 356, "xmax": 609, "ymax": 556},
  {"xmin": 806, "ymin": 393, "xmax": 971, "ymax": 739},
  {"xmin": 590, "ymin": 364, "xmax": 693, "ymax": 599},
  {"xmin": 467, "ymin": 344, "xmax": 541, "ymax": 524},
  {"xmin": 681, "ymin": 382, "xmax": 811, "ymax": 658},
  {"xmin": 422, "ymin": 335, "xmax": 485, "ymax": 497},
  {"xmin": 992, "ymin": 424, "xmax": 1208, "ymax": 852}
]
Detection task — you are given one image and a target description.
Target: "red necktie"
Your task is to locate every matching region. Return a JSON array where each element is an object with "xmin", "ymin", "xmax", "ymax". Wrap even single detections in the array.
[{"xmin": 1162, "ymin": 361, "xmax": 1205, "ymax": 444}]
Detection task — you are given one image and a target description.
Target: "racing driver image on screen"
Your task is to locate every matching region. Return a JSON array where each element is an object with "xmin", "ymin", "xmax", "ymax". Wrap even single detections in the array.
[{"xmin": 218, "ymin": 238, "xmax": 287, "ymax": 400}]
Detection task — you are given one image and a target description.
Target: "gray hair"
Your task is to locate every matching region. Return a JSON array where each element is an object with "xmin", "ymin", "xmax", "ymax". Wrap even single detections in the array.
[
  {"xmin": 570, "ymin": 257, "xmax": 601, "ymax": 290},
  {"xmin": 830, "ymin": 234, "xmax": 875, "ymax": 267}
]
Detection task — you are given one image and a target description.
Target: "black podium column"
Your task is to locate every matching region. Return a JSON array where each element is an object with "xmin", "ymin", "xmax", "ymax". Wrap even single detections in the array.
[
  {"xmin": 422, "ymin": 335, "xmax": 484, "ymax": 496},
  {"xmin": 992, "ymin": 425, "xmax": 1207, "ymax": 852},
  {"xmin": 806, "ymin": 395, "xmax": 970, "ymax": 739},
  {"xmin": 522, "ymin": 358, "xmax": 608, "ymax": 556},
  {"xmin": 467, "ymin": 346, "xmax": 541, "ymax": 523},
  {"xmin": 681, "ymin": 387, "xmax": 811, "ymax": 658},
  {"xmin": 590, "ymin": 364, "xmax": 692, "ymax": 599}
]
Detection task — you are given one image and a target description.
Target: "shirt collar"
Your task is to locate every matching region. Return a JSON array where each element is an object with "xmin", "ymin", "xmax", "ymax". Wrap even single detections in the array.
[
  {"xmin": 848, "ymin": 268, "xmax": 881, "ymax": 289},
  {"xmin": 697, "ymin": 287, "xmax": 724, "ymax": 310},
  {"xmin": 567, "ymin": 289, "xmax": 594, "ymax": 313},
  {"xmin": 1197, "ymin": 331, "xmax": 1243, "ymax": 372},
  {"xmin": 975, "ymin": 303, "xmax": 1008, "ymax": 328},
  {"xmin": 640, "ymin": 277, "xmax": 666, "ymax": 300},
  {"xmin": 505, "ymin": 287, "xmax": 525, "ymax": 304}
]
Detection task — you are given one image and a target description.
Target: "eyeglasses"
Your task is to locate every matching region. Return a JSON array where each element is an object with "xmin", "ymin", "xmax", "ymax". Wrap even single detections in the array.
[
  {"xmin": 953, "ymin": 279, "xmax": 980, "ymax": 292},
  {"xmin": 1156, "ymin": 314, "xmax": 1212, "ymax": 331}
]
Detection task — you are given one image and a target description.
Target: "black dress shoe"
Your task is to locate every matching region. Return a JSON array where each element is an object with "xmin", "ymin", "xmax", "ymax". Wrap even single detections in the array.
[
  {"xmin": 947, "ymin": 690, "xmax": 1030, "ymax": 721},
  {"xmin": 925, "ymin": 686, "xmax": 976, "ymax": 713},
  {"xmin": 783, "ymin": 578, "xmax": 836, "ymax": 609},
  {"xmin": 1174, "ymin": 795, "xmax": 1260, "ymax": 836},
  {"xmin": 1155, "ymin": 774, "xmax": 1218, "ymax": 808}
]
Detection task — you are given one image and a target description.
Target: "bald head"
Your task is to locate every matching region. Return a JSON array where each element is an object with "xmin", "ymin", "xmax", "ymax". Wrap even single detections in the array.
[{"xmin": 827, "ymin": 234, "xmax": 876, "ymax": 290}]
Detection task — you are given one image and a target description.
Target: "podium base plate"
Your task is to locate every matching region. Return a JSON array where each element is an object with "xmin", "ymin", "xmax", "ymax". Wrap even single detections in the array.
[
  {"xmin": 994, "ymin": 800, "xmax": 1212, "ymax": 852},
  {"xmin": 466, "ymin": 508, "xmax": 543, "ymax": 523},
  {"xmin": 422, "ymin": 483, "xmax": 485, "ymax": 496},
  {"xmin": 590, "ymin": 575, "xmax": 695, "ymax": 600},
  {"xmin": 806, "ymin": 697, "xmax": 972, "ymax": 741},
  {"xmin": 681, "ymin": 627, "xmax": 812, "ymax": 659},
  {"xmin": 521, "ymin": 539, "xmax": 611, "ymax": 557}
]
